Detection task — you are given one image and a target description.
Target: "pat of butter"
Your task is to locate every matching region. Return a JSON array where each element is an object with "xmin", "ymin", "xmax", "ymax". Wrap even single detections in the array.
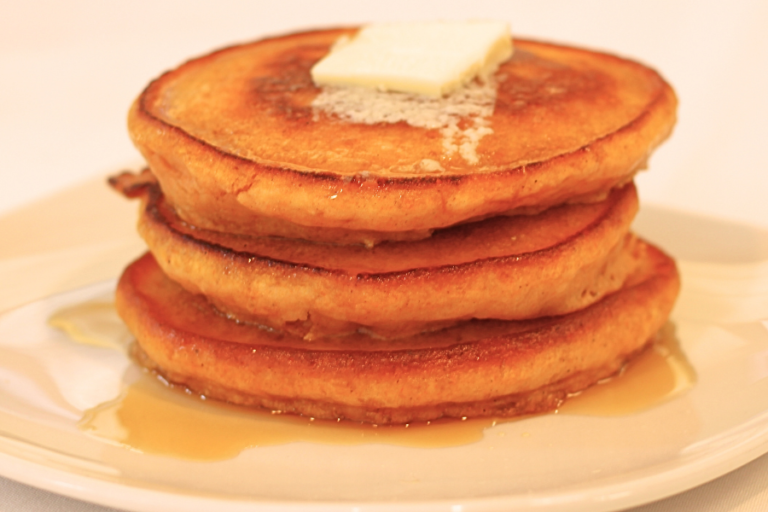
[{"xmin": 311, "ymin": 21, "xmax": 513, "ymax": 97}]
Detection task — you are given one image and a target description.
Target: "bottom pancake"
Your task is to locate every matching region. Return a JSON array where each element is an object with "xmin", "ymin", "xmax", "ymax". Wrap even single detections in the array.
[{"xmin": 115, "ymin": 241, "xmax": 679, "ymax": 424}]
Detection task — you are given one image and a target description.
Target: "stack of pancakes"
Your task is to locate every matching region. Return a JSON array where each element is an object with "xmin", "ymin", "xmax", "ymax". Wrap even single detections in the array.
[{"xmin": 112, "ymin": 28, "xmax": 679, "ymax": 424}]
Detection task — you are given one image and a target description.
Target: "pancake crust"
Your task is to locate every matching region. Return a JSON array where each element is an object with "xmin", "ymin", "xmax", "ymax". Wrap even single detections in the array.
[
  {"xmin": 129, "ymin": 29, "xmax": 677, "ymax": 240},
  {"xmin": 115, "ymin": 243, "xmax": 679, "ymax": 424},
  {"xmin": 125, "ymin": 175, "xmax": 643, "ymax": 339}
]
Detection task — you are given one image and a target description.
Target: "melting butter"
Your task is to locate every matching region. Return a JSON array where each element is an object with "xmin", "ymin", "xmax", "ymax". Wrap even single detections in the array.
[
  {"xmin": 311, "ymin": 21, "xmax": 513, "ymax": 168},
  {"xmin": 312, "ymin": 79, "xmax": 497, "ymax": 167},
  {"xmin": 312, "ymin": 79, "xmax": 496, "ymax": 167},
  {"xmin": 311, "ymin": 21, "xmax": 513, "ymax": 97}
]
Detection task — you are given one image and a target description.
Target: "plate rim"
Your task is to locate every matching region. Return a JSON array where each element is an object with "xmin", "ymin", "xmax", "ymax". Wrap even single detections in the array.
[{"xmin": 1, "ymin": 278, "xmax": 768, "ymax": 512}]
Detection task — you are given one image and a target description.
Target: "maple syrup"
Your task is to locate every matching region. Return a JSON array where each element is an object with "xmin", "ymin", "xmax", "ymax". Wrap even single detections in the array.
[
  {"xmin": 50, "ymin": 302, "xmax": 694, "ymax": 461},
  {"xmin": 79, "ymin": 370, "xmax": 497, "ymax": 460},
  {"xmin": 559, "ymin": 323, "xmax": 695, "ymax": 416}
]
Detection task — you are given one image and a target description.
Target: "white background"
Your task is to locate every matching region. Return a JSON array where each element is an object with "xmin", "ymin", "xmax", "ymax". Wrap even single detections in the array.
[{"xmin": 1, "ymin": 0, "xmax": 766, "ymax": 228}]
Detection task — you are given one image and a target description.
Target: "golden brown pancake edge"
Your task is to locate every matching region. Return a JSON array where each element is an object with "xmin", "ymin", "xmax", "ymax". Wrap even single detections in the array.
[
  {"xmin": 115, "ymin": 243, "xmax": 679, "ymax": 424},
  {"xmin": 125, "ymin": 176, "xmax": 645, "ymax": 338},
  {"xmin": 128, "ymin": 30, "xmax": 677, "ymax": 238}
]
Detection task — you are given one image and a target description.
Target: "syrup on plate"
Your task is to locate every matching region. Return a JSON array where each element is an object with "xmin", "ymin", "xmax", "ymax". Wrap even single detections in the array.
[{"xmin": 50, "ymin": 302, "xmax": 695, "ymax": 461}]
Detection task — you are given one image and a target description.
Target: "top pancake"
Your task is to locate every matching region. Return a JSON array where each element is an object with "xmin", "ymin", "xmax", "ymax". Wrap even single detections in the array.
[{"xmin": 129, "ymin": 28, "xmax": 676, "ymax": 237}]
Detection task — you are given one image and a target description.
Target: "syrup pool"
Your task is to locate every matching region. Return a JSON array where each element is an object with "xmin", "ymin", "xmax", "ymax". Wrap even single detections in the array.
[{"xmin": 49, "ymin": 301, "xmax": 695, "ymax": 461}]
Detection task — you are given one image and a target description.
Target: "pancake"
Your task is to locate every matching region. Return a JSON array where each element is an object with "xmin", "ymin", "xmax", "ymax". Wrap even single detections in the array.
[
  {"xmin": 128, "ymin": 28, "xmax": 676, "ymax": 243},
  {"xmin": 113, "ymin": 25, "xmax": 681, "ymax": 426},
  {"xmin": 115, "ymin": 242, "xmax": 679, "ymax": 424},
  {"xmin": 114, "ymin": 170, "xmax": 643, "ymax": 339}
]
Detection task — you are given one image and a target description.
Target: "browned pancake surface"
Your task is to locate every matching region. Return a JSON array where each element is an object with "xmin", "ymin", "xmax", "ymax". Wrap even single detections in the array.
[
  {"xmin": 129, "ymin": 29, "xmax": 676, "ymax": 237},
  {"xmin": 127, "ymin": 177, "xmax": 643, "ymax": 338},
  {"xmin": 115, "ymin": 244, "xmax": 679, "ymax": 424}
]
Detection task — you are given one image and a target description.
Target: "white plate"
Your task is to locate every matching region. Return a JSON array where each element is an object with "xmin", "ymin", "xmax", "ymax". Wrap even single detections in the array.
[{"xmin": 1, "ymin": 207, "xmax": 768, "ymax": 512}]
